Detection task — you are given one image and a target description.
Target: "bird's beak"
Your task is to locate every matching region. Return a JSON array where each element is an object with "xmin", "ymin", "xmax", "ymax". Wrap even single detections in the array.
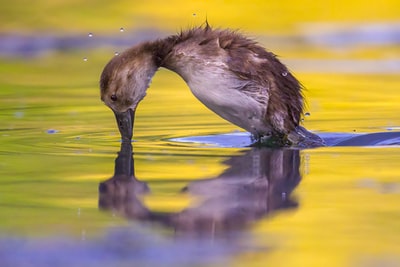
[{"xmin": 113, "ymin": 108, "xmax": 135, "ymax": 142}]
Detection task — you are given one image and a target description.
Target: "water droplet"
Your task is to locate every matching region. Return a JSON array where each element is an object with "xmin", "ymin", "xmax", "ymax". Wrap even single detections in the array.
[
  {"xmin": 81, "ymin": 229, "xmax": 86, "ymax": 241},
  {"xmin": 83, "ymin": 57, "xmax": 88, "ymax": 62},
  {"xmin": 14, "ymin": 111, "xmax": 24, "ymax": 118},
  {"xmin": 46, "ymin": 129, "xmax": 59, "ymax": 134},
  {"xmin": 114, "ymin": 52, "xmax": 119, "ymax": 56},
  {"xmin": 304, "ymin": 112, "xmax": 310, "ymax": 116},
  {"xmin": 119, "ymin": 27, "xmax": 124, "ymax": 32},
  {"xmin": 282, "ymin": 72, "xmax": 288, "ymax": 77},
  {"xmin": 88, "ymin": 32, "xmax": 93, "ymax": 37}
]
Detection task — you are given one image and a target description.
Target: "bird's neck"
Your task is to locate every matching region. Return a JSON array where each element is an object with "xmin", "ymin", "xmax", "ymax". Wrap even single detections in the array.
[
  {"xmin": 117, "ymin": 38, "xmax": 175, "ymax": 94},
  {"xmin": 123, "ymin": 36, "xmax": 177, "ymax": 80},
  {"xmin": 146, "ymin": 35, "xmax": 179, "ymax": 68}
]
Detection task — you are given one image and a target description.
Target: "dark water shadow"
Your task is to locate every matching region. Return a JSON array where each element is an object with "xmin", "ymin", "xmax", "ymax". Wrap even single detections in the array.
[{"xmin": 99, "ymin": 142, "xmax": 301, "ymax": 240}]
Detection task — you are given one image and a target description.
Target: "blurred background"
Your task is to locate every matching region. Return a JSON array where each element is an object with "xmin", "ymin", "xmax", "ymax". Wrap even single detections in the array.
[
  {"xmin": 1, "ymin": 0, "xmax": 400, "ymax": 33},
  {"xmin": 1, "ymin": 1, "xmax": 400, "ymax": 267},
  {"xmin": 1, "ymin": 0, "xmax": 399, "ymax": 131}
]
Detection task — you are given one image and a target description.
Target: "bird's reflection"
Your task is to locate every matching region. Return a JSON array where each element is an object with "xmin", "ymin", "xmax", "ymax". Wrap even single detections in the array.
[{"xmin": 99, "ymin": 142, "xmax": 302, "ymax": 239}]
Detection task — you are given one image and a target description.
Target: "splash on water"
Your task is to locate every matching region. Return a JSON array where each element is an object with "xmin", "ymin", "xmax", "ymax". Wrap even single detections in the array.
[{"xmin": 171, "ymin": 131, "xmax": 400, "ymax": 148}]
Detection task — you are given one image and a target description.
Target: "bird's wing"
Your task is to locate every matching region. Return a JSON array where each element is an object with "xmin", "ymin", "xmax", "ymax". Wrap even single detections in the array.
[{"xmin": 223, "ymin": 39, "xmax": 304, "ymax": 132}]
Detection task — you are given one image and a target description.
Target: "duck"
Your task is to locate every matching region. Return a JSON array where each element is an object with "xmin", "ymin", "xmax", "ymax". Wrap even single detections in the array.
[{"xmin": 100, "ymin": 24, "xmax": 325, "ymax": 147}]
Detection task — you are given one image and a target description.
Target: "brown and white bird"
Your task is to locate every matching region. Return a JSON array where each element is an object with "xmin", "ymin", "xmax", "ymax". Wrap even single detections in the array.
[{"xmin": 100, "ymin": 24, "xmax": 325, "ymax": 147}]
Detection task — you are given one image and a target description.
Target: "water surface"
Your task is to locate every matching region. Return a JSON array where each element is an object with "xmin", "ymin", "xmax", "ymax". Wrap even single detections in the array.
[{"xmin": 1, "ymin": 30, "xmax": 400, "ymax": 267}]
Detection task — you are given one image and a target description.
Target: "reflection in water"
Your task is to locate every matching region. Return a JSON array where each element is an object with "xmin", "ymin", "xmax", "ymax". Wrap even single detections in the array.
[{"xmin": 99, "ymin": 142, "xmax": 302, "ymax": 239}]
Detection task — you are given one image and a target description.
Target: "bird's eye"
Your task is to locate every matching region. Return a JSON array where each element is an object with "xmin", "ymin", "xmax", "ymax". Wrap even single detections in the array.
[{"xmin": 110, "ymin": 94, "xmax": 117, "ymax": 101}]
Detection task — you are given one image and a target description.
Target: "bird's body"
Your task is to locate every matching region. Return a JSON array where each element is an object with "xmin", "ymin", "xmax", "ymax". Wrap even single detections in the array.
[{"xmin": 100, "ymin": 25, "xmax": 325, "ymax": 147}]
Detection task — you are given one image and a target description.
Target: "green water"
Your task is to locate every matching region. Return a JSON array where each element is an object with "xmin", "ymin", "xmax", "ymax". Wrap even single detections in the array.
[{"xmin": 1, "ymin": 39, "xmax": 400, "ymax": 267}]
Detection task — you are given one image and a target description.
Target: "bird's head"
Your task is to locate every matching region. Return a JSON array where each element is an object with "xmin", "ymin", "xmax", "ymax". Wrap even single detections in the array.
[{"xmin": 100, "ymin": 48, "xmax": 158, "ymax": 142}]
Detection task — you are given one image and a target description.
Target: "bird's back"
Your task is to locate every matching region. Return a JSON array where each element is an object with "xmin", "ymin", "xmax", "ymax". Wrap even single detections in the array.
[{"xmin": 161, "ymin": 26, "xmax": 303, "ymax": 138}]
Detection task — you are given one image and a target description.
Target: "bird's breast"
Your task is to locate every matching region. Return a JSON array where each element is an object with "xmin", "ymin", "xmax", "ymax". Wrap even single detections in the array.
[
  {"xmin": 164, "ymin": 51, "xmax": 272, "ymax": 135},
  {"xmin": 185, "ymin": 66, "xmax": 271, "ymax": 135}
]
